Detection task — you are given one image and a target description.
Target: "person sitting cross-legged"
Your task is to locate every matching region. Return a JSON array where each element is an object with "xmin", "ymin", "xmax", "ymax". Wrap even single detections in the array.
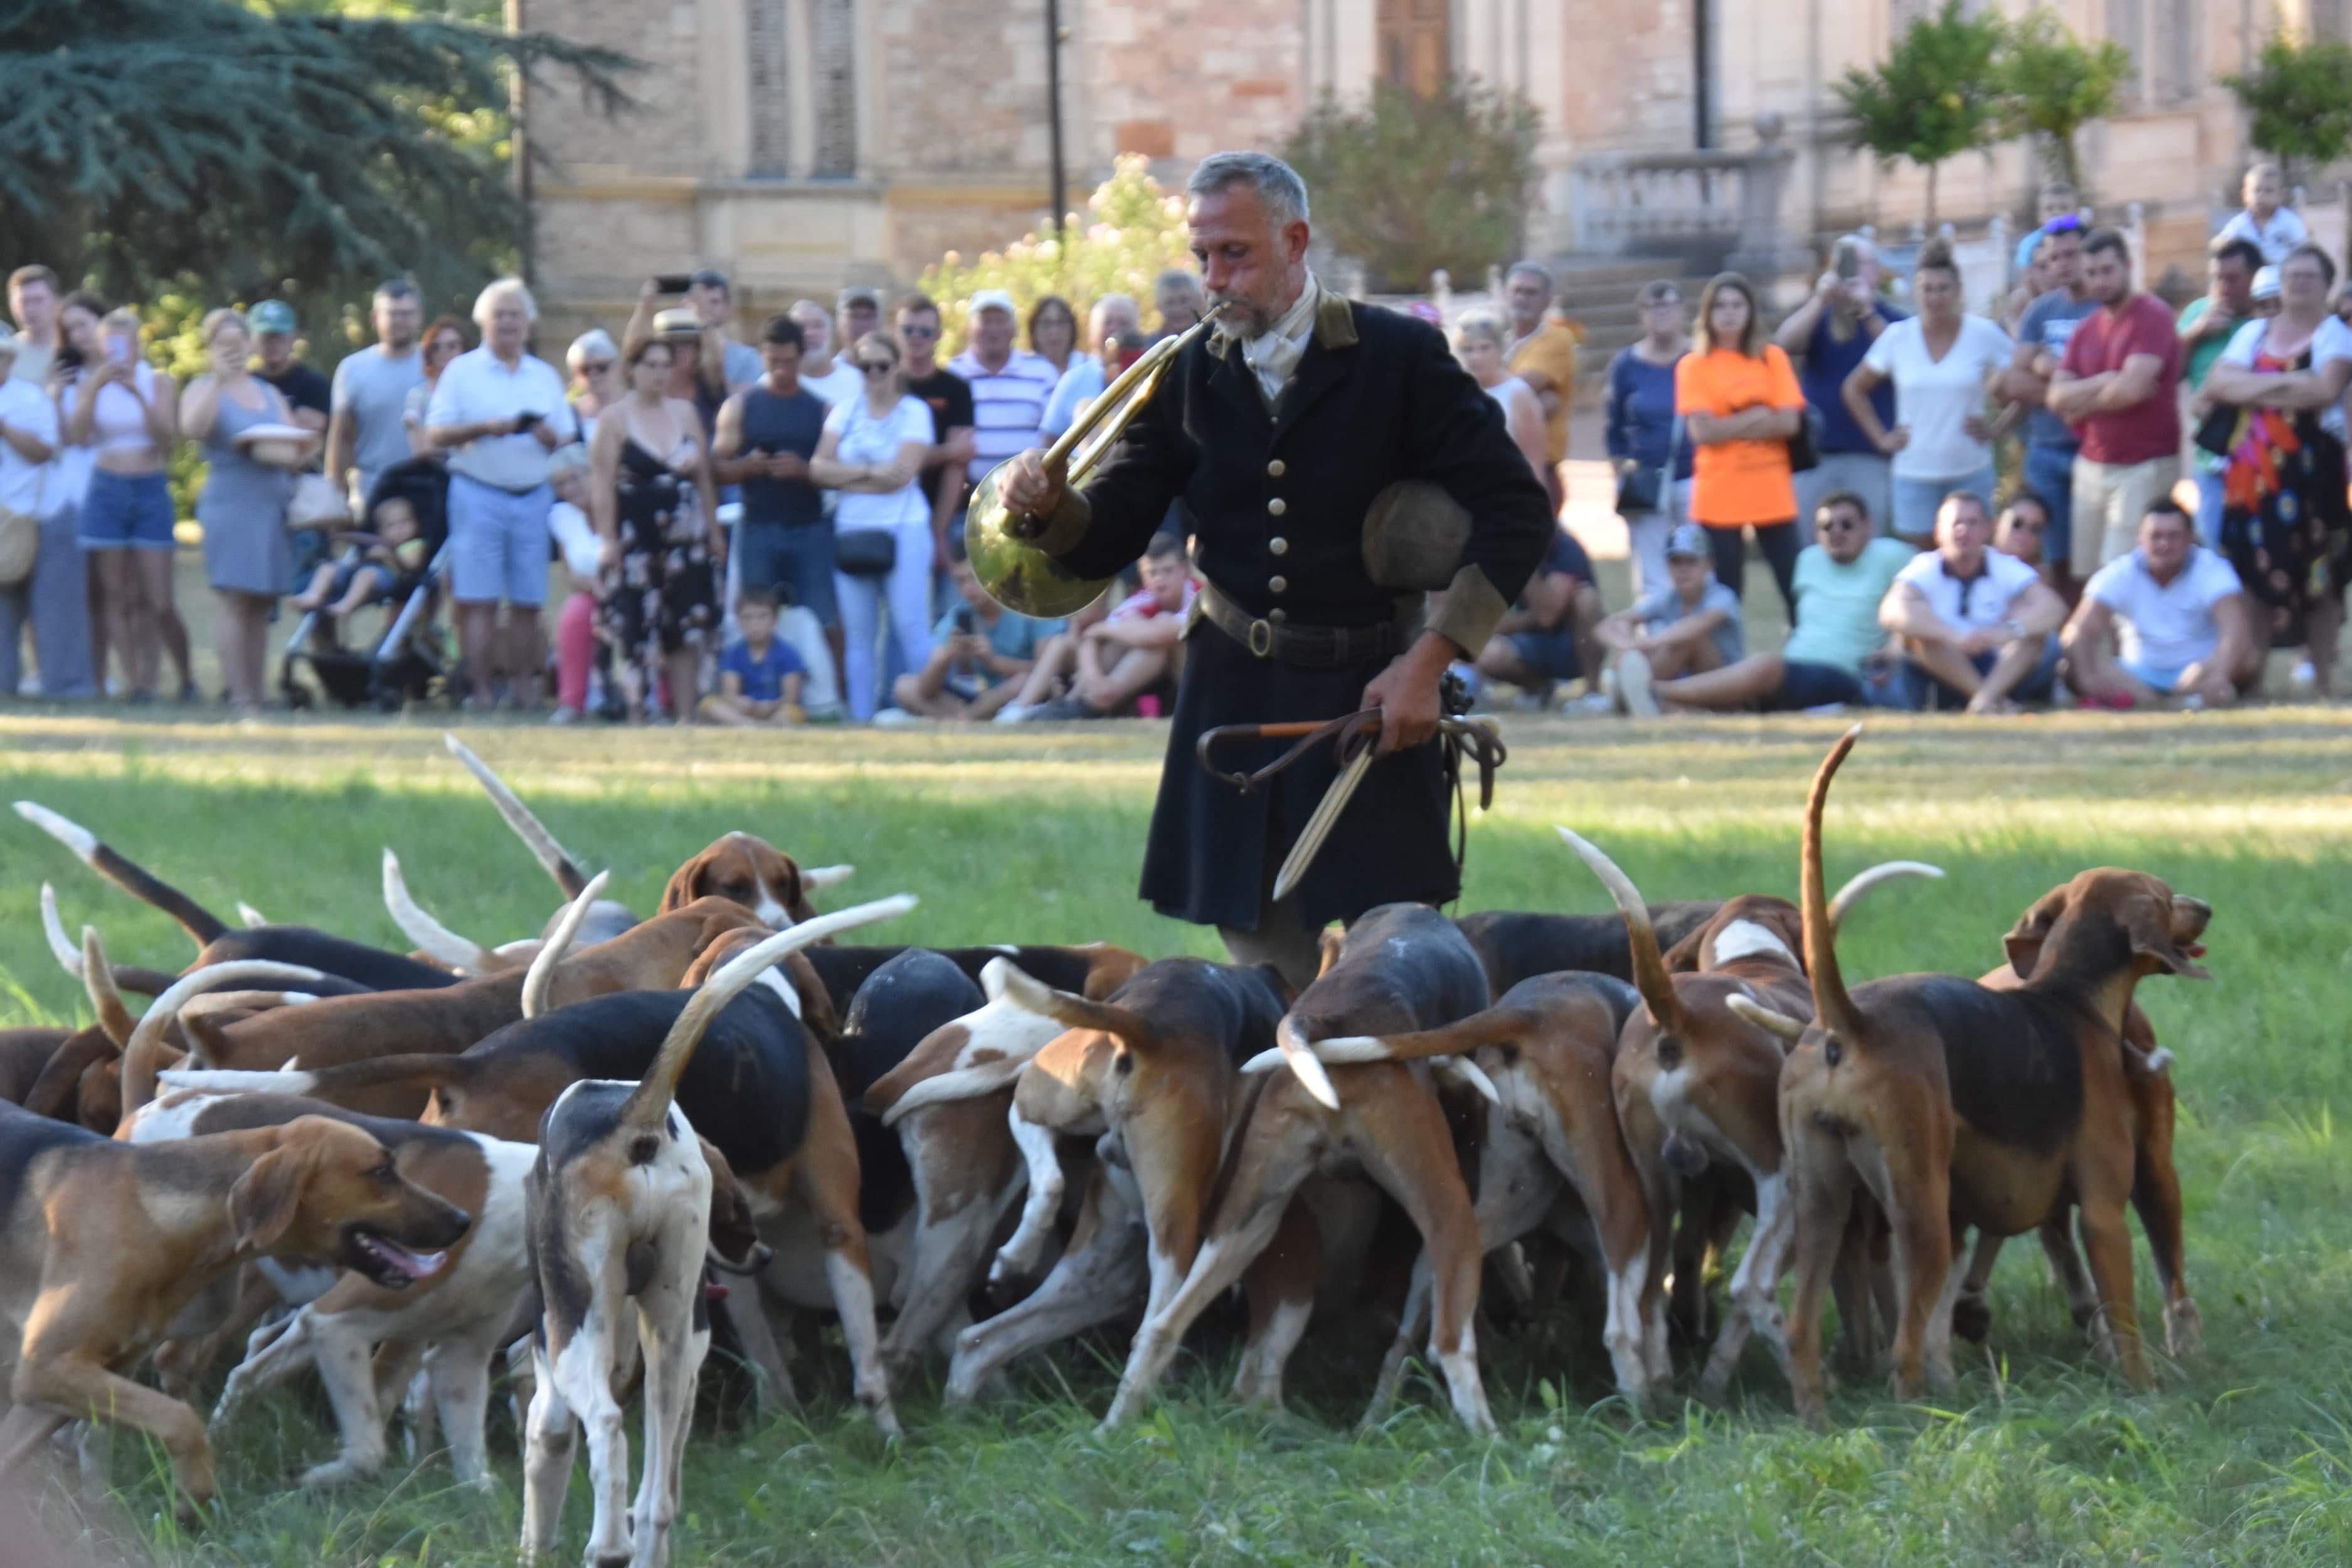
[
  {"xmin": 1608, "ymin": 522, "xmax": 1745, "ymax": 717},
  {"xmin": 890, "ymin": 531, "xmax": 1062, "ymax": 722},
  {"xmin": 1472, "ymin": 524, "xmax": 1605, "ymax": 709},
  {"xmin": 699, "ymin": 590, "xmax": 807, "ymax": 727},
  {"xmin": 1635, "ymin": 489, "xmax": 1916, "ymax": 714},
  {"xmin": 1003, "ymin": 531, "xmax": 1195, "ymax": 722},
  {"xmin": 2063, "ymin": 496, "xmax": 2259, "ymax": 709},
  {"xmin": 1878, "ymin": 489, "xmax": 2067, "ymax": 712}
]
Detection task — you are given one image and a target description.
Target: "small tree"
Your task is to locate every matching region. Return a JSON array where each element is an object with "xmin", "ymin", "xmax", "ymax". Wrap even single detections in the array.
[
  {"xmin": 1835, "ymin": 0, "xmax": 2008, "ymax": 226},
  {"xmin": 2222, "ymin": 30, "xmax": 2352, "ymax": 188},
  {"xmin": 2000, "ymin": 9, "xmax": 2132, "ymax": 194},
  {"xmin": 916, "ymin": 155, "xmax": 1195, "ymax": 360},
  {"xmin": 1283, "ymin": 77, "xmax": 1540, "ymax": 294}
]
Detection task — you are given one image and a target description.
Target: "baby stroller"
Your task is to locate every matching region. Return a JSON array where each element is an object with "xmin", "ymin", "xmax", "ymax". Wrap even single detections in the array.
[{"xmin": 278, "ymin": 458, "xmax": 453, "ymax": 711}]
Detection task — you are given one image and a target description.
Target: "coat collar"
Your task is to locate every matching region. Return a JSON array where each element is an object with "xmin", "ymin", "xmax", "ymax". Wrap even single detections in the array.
[
  {"xmin": 1202, "ymin": 279, "xmax": 1360, "ymax": 439},
  {"xmin": 1202, "ymin": 277, "xmax": 1359, "ymax": 361}
]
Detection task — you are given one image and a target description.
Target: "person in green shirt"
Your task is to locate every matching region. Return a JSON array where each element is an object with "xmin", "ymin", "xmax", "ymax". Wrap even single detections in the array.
[
  {"xmin": 1633, "ymin": 490, "xmax": 1917, "ymax": 712},
  {"xmin": 2180, "ymin": 238, "xmax": 2260, "ymax": 546}
]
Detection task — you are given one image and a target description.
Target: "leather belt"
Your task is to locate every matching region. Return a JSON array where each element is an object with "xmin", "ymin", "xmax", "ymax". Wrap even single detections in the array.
[{"xmin": 1194, "ymin": 580, "xmax": 1404, "ymax": 670}]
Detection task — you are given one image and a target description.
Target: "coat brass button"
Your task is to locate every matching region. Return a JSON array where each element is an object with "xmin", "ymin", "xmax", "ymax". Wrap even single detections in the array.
[
  {"xmin": 1269, "ymin": 607, "xmax": 1287, "ymax": 623},
  {"xmin": 1268, "ymin": 575, "xmax": 1288, "ymax": 594},
  {"xmin": 1269, "ymin": 536, "xmax": 1288, "ymax": 555},
  {"xmin": 1266, "ymin": 459, "xmax": 1286, "ymax": 478},
  {"xmin": 1267, "ymin": 497, "xmax": 1287, "ymax": 517}
]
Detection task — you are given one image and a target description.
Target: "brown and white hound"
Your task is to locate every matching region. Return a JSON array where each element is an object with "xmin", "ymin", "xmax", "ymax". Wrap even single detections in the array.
[
  {"xmin": 0, "ymin": 1103, "xmax": 470, "ymax": 1517},
  {"xmin": 1739, "ymin": 729, "xmax": 2210, "ymax": 1426}
]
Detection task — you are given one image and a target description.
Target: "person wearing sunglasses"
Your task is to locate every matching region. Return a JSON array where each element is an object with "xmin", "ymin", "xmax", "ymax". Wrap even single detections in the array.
[
  {"xmin": 809, "ymin": 332, "xmax": 936, "ymax": 721},
  {"xmin": 1994, "ymin": 489, "xmax": 2053, "ymax": 572},
  {"xmin": 1879, "ymin": 490, "xmax": 2067, "ymax": 712},
  {"xmin": 563, "ymin": 327, "xmax": 619, "ymax": 445},
  {"xmin": 2000, "ymin": 214, "xmax": 2097, "ymax": 586},
  {"xmin": 1621, "ymin": 490, "xmax": 1914, "ymax": 714}
]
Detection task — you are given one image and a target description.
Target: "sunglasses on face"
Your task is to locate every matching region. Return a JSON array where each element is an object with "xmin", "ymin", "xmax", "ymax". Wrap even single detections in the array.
[
  {"xmin": 898, "ymin": 323, "xmax": 938, "ymax": 339},
  {"xmin": 581, "ymin": 361, "xmax": 615, "ymax": 374},
  {"xmin": 2004, "ymin": 518, "xmax": 2047, "ymax": 533},
  {"xmin": 1818, "ymin": 516, "xmax": 1862, "ymax": 533},
  {"xmin": 859, "ymin": 359, "xmax": 896, "ymax": 374}
]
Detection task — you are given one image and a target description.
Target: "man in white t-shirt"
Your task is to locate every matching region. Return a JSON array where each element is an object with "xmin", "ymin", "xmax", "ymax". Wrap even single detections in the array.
[
  {"xmin": 1880, "ymin": 490, "xmax": 2066, "ymax": 712},
  {"xmin": 2063, "ymin": 499, "xmax": 2256, "ymax": 708},
  {"xmin": 424, "ymin": 277, "xmax": 579, "ymax": 710}
]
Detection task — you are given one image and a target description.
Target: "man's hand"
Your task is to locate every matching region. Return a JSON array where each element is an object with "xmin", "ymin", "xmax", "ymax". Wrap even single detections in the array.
[
  {"xmin": 997, "ymin": 447, "xmax": 1063, "ymax": 519},
  {"xmin": 1362, "ymin": 634, "xmax": 1453, "ymax": 755},
  {"xmin": 768, "ymin": 452, "xmax": 808, "ymax": 480},
  {"xmin": 1877, "ymin": 425, "xmax": 1911, "ymax": 455},
  {"xmin": 1960, "ymin": 627, "xmax": 2005, "ymax": 657}
]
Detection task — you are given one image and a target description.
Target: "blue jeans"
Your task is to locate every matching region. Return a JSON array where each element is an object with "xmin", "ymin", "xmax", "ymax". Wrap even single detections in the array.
[
  {"xmin": 2193, "ymin": 467, "xmax": 2227, "ymax": 549},
  {"xmin": 2022, "ymin": 444, "xmax": 2080, "ymax": 567},
  {"xmin": 1896, "ymin": 636, "xmax": 2062, "ymax": 711},
  {"xmin": 737, "ymin": 521, "xmax": 839, "ymax": 627},
  {"xmin": 1890, "ymin": 465, "xmax": 1997, "ymax": 543}
]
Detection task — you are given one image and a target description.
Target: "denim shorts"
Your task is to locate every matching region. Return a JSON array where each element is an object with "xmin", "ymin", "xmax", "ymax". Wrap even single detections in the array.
[
  {"xmin": 447, "ymin": 474, "xmax": 552, "ymax": 608},
  {"xmin": 1505, "ymin": 624, "xmax": 1581, "ymax": 681},
  {"xmin": 2117, "ymin": 656, "xmax": 2191, "ymax": 694},
  {"xmin": 77, "ymin": 469, "xmax": 177, "ymax": 552},
  {"xmin": 1770, "ymin": 659, "xmax": 1865, "ymax": 710},
  {"xmin": 1897, "ymin": 637, "xmax": 2062, "ymax": 710},
  {"xmin": 1890, "ymin": 465, "xmax": 1996, "ymax": 543},
  {"xmin": 737, "ymin": 520, "xmax": 839, "ymax": 627},
  {"xmin": 2022, "ymin": 444, "xmax": 2079, "ymax": 564}
]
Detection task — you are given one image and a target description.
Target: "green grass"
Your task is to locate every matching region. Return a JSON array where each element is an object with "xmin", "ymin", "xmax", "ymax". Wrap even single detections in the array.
[{"xmin": 4, "ymin": 709, "xmax": 2352, "ymax": 1566}]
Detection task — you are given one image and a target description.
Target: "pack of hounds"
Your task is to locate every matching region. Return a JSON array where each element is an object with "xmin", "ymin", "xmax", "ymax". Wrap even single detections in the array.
[{"xmin": 0, "ymin": 729, "xmax": 2211, "ymax": 1566}]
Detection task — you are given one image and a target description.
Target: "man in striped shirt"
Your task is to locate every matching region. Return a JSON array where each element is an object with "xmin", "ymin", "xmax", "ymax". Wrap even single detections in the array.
[{"xmin": 948, "ymin": 290, "xmax": 1060, "ymax": 492}]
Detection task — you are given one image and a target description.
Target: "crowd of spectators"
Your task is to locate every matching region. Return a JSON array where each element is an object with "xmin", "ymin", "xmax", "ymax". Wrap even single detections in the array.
[{"xmin": 3, "ymin": 160, "xmax": 2346, "ymax": 726}]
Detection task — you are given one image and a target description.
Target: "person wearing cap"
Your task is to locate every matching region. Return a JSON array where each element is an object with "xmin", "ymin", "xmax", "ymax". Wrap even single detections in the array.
[
  {"xmin": 425, "ymin": 277, "xmax": 579, "ymax": 710},
  {"xmin": 327, "ymin": 280, "xmax": 425, "ymax": 511},
  {"xmin": 948, "ymin": 289, "xmax": 1059, "ymax": 496},
  {"xmin": 2250, "ymin": 265, "xmax": 2282, "ymax": 318},
  {"xmin": 2000, "ymin": 214, "xmax": 2098, "ymax": 588},
  {"xmin": 1625, "ymin": 489, "xmax": 1914, "ymax": 715},
  {"xmin": 248, "ymin": 300, "xmax": 329, "ymax": 437},
  {"xmin": 995, "ymin": 151, "xmax": 1554, "ymax": 988},
  {"xmin": 1598, "ymin": 521, "xmax": 1746, "ymax": 716},
  {"xmin": 623, "ymin": 271, "xmax": 759, "ymax": 418},
  {"xmin": 1878, "ymin": 490, "xmax": 2067, "ymax": 712},
  {"xmin": 0, "ymin": 322, "xmax": 63, "ymax": 699}
]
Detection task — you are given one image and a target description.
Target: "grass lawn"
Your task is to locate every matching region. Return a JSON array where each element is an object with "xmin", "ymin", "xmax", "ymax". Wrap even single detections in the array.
[{"xmin": 3, "ymin": 707, "xmax": 2351, "ymax": 1567}]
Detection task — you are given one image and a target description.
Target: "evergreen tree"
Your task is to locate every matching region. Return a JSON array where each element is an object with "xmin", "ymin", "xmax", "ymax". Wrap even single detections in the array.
[
  {"xmin": 0, "ymin": 0, "xmax": 632, "ymax": 316},
  {"xmin": 1835, "ymin": 0, "xmax": 2008, "ymax": 226}
]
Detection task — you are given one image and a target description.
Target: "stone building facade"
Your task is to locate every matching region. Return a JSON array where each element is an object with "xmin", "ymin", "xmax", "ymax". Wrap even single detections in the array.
[{"xmin": 524, "ymin": 0, "xmax": 2346, "ymax": 336}]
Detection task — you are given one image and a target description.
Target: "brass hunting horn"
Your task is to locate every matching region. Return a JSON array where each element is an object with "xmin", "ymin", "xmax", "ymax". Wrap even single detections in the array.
[{"xmin": 966, "ymin": 301, "xmax": 1228, "ymax": 617}]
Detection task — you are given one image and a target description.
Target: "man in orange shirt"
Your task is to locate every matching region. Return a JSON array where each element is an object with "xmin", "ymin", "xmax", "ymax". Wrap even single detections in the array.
[{"xmin": 1504, "ymin": 261, "xmax": 1579, "ymax": 511}]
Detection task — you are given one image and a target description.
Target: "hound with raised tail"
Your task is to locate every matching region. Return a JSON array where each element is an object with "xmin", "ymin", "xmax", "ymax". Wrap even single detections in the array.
[
  {"xmin": 0, "ymin": 1103, "xmax": 470, "ymax": 1518},
  {"xmin": 1737, "ymin": 728, "xmax": 2211, "ymax": 1425},
  {"xmin": 1096, "ymin": 903, "xmax": 1498, "ymax": 1436},
  {"xmin": 518, "ymin": 914, "xmax": 887, "ymax": 1568},
  {"xmin": 1560, "ymin": 831, "xmax": 1941, "ymax": 1399}
]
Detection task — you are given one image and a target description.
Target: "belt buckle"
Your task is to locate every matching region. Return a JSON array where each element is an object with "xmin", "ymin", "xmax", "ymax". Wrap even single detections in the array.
[{"xmin": 1248, "ymin": 618, "xmax": 1273, "ymax": 659}]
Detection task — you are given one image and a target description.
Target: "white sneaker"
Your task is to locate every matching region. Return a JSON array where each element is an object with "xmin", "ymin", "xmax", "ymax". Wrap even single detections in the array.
[
  {"xmin": 1568, "ymin": 691, "xmax": 1616, "ymax": 715},
  {"xmin": 993, "ymin": 702, "xmax": 1033, "ymax": 724},
  {"xmin": 2292, "ymin": 660, "xmax": 2316, "ymax": 687},
  {"xmin": 1616, "ymin": 651, "xmax": 1660, "ymax": 718},
  {"xmin": 15, "ymin": 674, "xmax": 36, "ymax": 698},
  {"xmin": 871, "ymin": 706, "xmax": 922, "ymax": 728}
]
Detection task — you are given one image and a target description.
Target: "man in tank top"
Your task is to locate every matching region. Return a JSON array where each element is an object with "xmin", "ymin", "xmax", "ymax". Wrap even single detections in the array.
[{"xmin": 712, "ymin": 313, "xmax": 839, "ymax": 676}]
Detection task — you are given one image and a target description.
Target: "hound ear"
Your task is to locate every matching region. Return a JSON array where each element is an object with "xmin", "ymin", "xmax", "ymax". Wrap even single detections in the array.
[
  {"xmin": 1315, "ymin": 928, "xmax": 1347, "ymax": 979},
  {"xmin": 1659, "ymin": 924, "xmax": 1708, "ymax": 973},
  {"xmin": 2001, "ymin": 890, "xmax": 2067, "ymax": 979},
  {"xmin": 2128, "ymin": 894, "xmax": 2210, "ymax": 980},
  {"xmin": 659, "ymin": 854, "xmax": 712, "ymax": 916},
  {"xmin": 227, "ymin": 1139, "xmax": 311, "ymax": 1252}
]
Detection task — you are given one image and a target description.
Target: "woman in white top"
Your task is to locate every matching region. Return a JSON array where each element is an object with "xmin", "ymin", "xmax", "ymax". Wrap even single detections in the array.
[
  {"xmin": 59, "ymin": 296, "xmax": 190, "ymax": 703},
  {"xmin": 1840, "ymin": 238, "xmax": 2016, "ymax": 544},
  {"xmin": 809, "ymin": 331, "xmax": 935, "ymax": 721},
  {"xmin": 1451, "ymin": 309, "xmax": 1549, "ymax": 483}
]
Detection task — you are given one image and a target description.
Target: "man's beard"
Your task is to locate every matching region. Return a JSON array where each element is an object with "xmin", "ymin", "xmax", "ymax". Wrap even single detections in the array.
[{"xmin": 1209, "ymin": 290, "xmax": 1276, "ymax": 339}]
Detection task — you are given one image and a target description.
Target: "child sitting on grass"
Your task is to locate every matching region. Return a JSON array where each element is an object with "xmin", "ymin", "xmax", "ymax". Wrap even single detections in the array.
[
  {"xmin": 289, "ymin": 494, "xmax": 428, "ymax": 623},
  {"xmin": 700, "ymin": 590, "xmax": 807, "ymax": 727}
]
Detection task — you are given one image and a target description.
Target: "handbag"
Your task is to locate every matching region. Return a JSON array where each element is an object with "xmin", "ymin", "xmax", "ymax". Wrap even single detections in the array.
[
  {"xmin": 1786, "ymin": 405, "xmax": 1823, "ymax": 474},
  {"xmin": 0, "ymin": 502, "xmax": 36, "ymax": 588},
  {"xmin": 2193, "ymin": 403, "xmax": 2242, "ymax": 460},
  {"xmin": 286, "ymin": 471, "xmax": 349, "ymax": 532},
  {"xmin": 834, "ymin": 527, "xmax": 896, "ymax": 577}
]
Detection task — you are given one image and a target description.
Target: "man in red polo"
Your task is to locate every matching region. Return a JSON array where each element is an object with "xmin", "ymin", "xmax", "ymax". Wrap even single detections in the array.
[{"xmin": 2048, "ymin": 227, "xmax": 2183, "ymax": 576}]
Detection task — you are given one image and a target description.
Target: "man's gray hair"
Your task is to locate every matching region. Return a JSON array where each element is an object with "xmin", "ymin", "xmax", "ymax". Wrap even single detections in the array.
[
  {"xmin": 472, "ymin": 276, "xmax": 537, "ymax": 327},
  {"xmin": 566, "ymin": 327, "xmax": 617, "ymax": 370},
  {"xmin": 1505, "ymin": 260, "xmax": 1553, "ymax": 290},
  {"xmin": 1186, "ymin": 151, "xmax": 1311, "ymax": 228},
  {"xmin": 1154, "ymin": 268, "xmax": 1204, "ymax": 297},
  {"xmin": 1089, "ymin": 292, "xmax": 1140, "ymax": 326}
]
